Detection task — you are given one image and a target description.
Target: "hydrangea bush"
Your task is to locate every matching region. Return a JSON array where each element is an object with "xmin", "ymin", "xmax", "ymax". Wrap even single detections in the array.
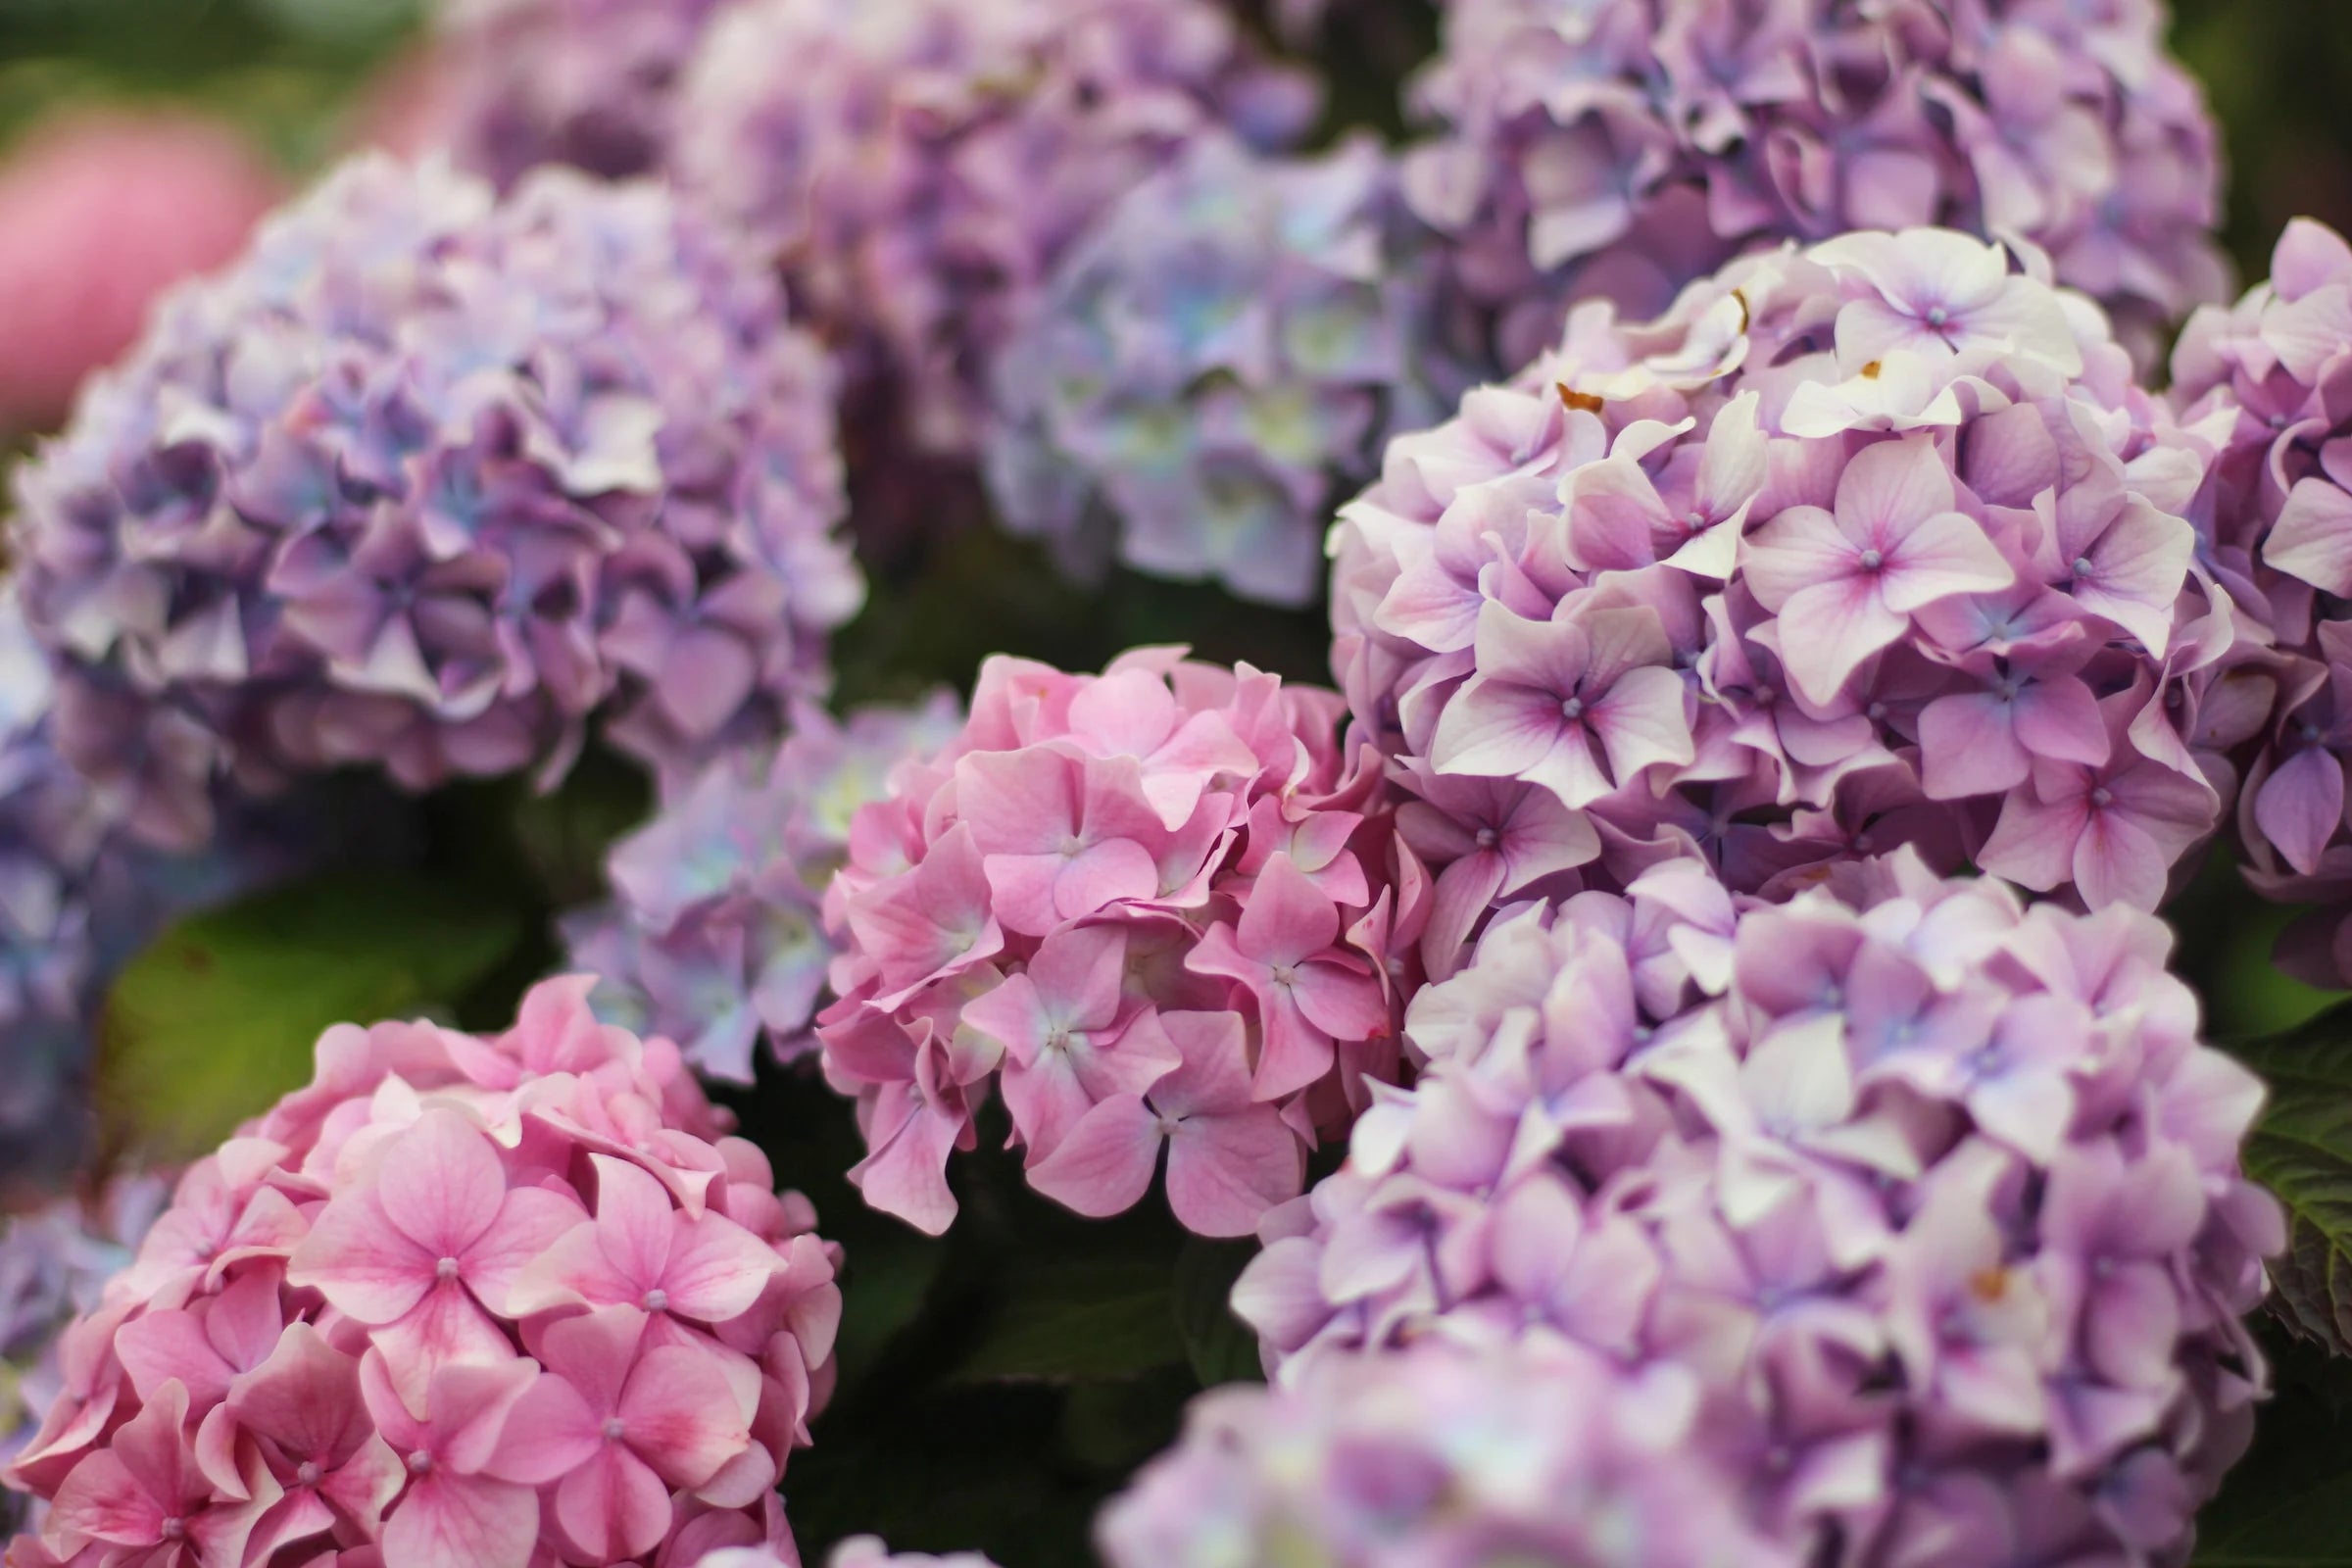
[
  {"xmin": 0, "ymin": 977, "xmax": 841, "ymax": 1568},
  {"xmin": 9, "ymin": 154, "xmax": 859, "ymax": 849},
  {"xmin": 815, "ymin": 650, "xmax": 1415, "ymax": 1237},
  {"xmin": 986, "ymin": 132, "xmax": 1479, "ymax": 607},
  {"xmin": 1234, "ymin": 853, "xmax": 2278, "ymax": 1562},
  {"xmin": 1406, "ymin": 0, "xmax": 2230, "ymax": 369},
  {"xmin": 1332, "ymin": 225, "xmax": 2230, "ymax": 976},
  {"xmin": 672, "ymin": 0, "xmax": 1317, "ymax": 457}
]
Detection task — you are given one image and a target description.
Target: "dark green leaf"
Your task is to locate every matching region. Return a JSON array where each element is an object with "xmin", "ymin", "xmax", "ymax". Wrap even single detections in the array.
[
  {"xmin": 1172, "ymin": 1236, "xmax": 1265, "ymax": 1390},
  {"xmin": 2230, "ymin": 1014, "xmax": 2352, "ymax": 1353},
  {"xmin": 953, "ymin": 1261, "xmax": 1186, "ymax": 1385},
  {"xmin": 95, "ymin": 870, "xmax": 526, "ymax": 1160}
]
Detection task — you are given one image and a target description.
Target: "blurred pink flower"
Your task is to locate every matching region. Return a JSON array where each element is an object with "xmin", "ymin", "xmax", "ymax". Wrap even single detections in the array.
[{"xmin": 0, "ymin": 112, "xmax": 278, "ymax": 430}]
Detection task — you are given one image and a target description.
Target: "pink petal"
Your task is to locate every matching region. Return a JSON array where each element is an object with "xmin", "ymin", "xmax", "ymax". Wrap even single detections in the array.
[
  {"xmin": 655, "ymin": 626, "xmax": 758, "ymax": 740},
  {"xmin": 374, "ymin": 1109, "xmax": 509, "ymax": 1261},
  {"xmin": 482, "ymin": 1373, "xmax": 602, "ymax": 1487},
  {"xmin": 1918, "ymin": 691, "xmax": 2030, "ymax": 799},
  {"xmin": 619, "ymin": 1346, "xmax": 755, "ymax": 1487},
  {"xmin": 1430, "ymin": 677, "xmax": 1570, "ymax": 783},
  {"xmin": 1772, "ymin": 578, "xmax": 1910, "ymax": 705},
  {"xmin": 1289, "ymin": 959, "xmax": 1388, "ymax": 1043},
  {"xmin": 1025, "ymin": 1095, "xmax": 1163, "ymax": 1218},
  {"xmin": 2265, "ymin": 477, "xmax": 2352, "ymax": 596},
  {"xmin": 1234, "ymin": 854, "xmax": 1342, "ymax": 969},
  {"xmin": 1147, "ymin": 1010, "xmax": 1256, "ymax": 1119},
  {"xmin": 1588, "ymin": 663, "xmax": 1695, "ymax": 780},
  {"xmin": 47, "ymin": 1451, "xmax": 165, "ymax": 1550},
  {"xmin": 463, "ymin": 1185, "xmax": 588, "ymax": 1316},
  {"xmin": 1165, "ymin": 1109, "xmax": 1302, "ymax": 1237},
  {"xmin": 1880, "ymin": 512, "xmax": 2015, "ymax": 613},
  {"xmin": 848, "ymin": 1084, "xmax": 968, "ymax": 1236},
  {"xmin": 382, "ymin": 1472, "xmax": 539, "ymax": 1568},
  {"xmin": 1048, "ymin": 837, "xmax": 1161, "ymax": 925},
  {"xmin": 554, "ymin": 1444, "xmax": 672, "ymax": 1564},
  {"xmin": 2071, "ymin": 808, "xmax": 2168, "ymax": 911},
  {"xmin": 286, "ymin": 1194, "xmax": 435, "ymax": 1327},
  {"xmin": 955, "ymin": 750, "xmax": 1076, "ymax": 856},
  {"xmin": 1977, "ymin": 791, "xmax": 2083, "ymax": 894},
  {"xmin": 1741, "ymin": 504, "xmax": 1852, "ymax": 611},
  {"xmin": 225, "ymin": 1324, "xmax": 368, "ymax": 1465},
  {"xmin": 370, "ymin": 1284, "xmax": 519, "ymax": 1414},
  {"xmin": 2010, "ymin": 677, "xmax": 2110, "ymax": 767},
  {"xmin": 656, "ymin": 1210, "xmax": 782, "ymax": 1324},
  {"xmin": 1252, "ymin": 991, "xmax": 1335, "ymax": 1102},
  {"xmin": 2255, "ymin": 746, "xmax": 2345, "ymax": 877}
]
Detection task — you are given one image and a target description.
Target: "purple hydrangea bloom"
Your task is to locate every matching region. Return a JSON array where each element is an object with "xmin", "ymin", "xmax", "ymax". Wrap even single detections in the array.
[
  {"xmin": 1234, "ymin": 851, "xmax": 2279, "ymax": 1566},
  {"xmin": 0, "ymin": 1173, "xmax": 169, "ymax": 1539},
  {"xmin": 987, "ymin": 133, "xmax": 1484, "ymax": 607},
  {"xmin": 2168, "ymin": 220, "xmax": 2352, "ymax": 984},
  {"xmin": 672, "ymin": 0, "xmax": 1318, "ymax": 458},
  {"xmin": 1331, "ymin": 226, "xmax": 2230, "ymax": 976},
  {"xmin": 563, "ymin": 694, "xmax": 966, "ymax": 1083},
  {"xmin": 1404, "ymin": 0, "xmax": 2230, "ymax": 371},
  {"xmin": 1099, "ymin": 1332, "xmax": 1798, "ymax": 1568},
  {"xmin": 439, "ymin": 0, "xmax": 733, "ymax": 187},
  {"xmin": 9, "ymin": 155, "xmax": 860, "ymax": 850}
]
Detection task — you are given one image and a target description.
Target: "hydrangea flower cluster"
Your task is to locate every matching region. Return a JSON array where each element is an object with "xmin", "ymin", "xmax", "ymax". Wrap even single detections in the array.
[
  {"xmin": 1404, "ymin": 0, "xmax": 2230, "ymax": 370},
  {"xmin": 2168, "ymin": 220, "xmax": 2352, "ymax": 985},
  {"xmin": 1331, "ymin": 226, "xmax": 2231, "ymax": 976},
  {"xmin": 816, "ymin": 650, "xmax": 1414, "ymax": 1238},
  {"xmin": 564, "ymin": 696, "xmax": 966, "ymax": 1085},
  {"xmin": 10, "ymin": 153, "xmax": 860, "ymax": 850},
  {"xmin": 0, "ymin": 976, "xmax": 842, "ymax": 1568},
  {"xmin": 986, "ymin": 132, "xmax": 1480, "ymax": 608},
  {"xmin": 439, "ymin": 0, "xmax": 733, "ymax": 188},
  {"xmin": 0, "ymin": 1176, "xmax": 169, "ymax": 1540},
  {"xmin": 1099, "ymin": 1332, "xmax": 1796, "ymax": 1568},
  {"xmin": 1234, "ymin": 853, "xmax": 2278, "ymax": 1564},
  {"xmin": 672, "ymin": 0, "xmax": 1317, "ymax": 456}
]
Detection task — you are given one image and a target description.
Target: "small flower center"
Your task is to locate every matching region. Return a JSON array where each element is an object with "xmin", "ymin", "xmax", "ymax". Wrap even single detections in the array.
[
  {"xmin": 1925, "ymin": 306, "xmax": 1949, "ymax": 328},
  {"xmin": 2071, "ymin": 556, "xmax": 2095, "ymax": 579},
  {"xmin": 1153, "ymin": 1114, "xmax": 1184, "ymax": 1140},
  {"xmin": 1269, "ymin": 963, "xmax": 1298, "ymax": 987},
  {"xmin": 2088, "ymin": 786, "xmax": 2114, "ymax": 809},
  {"xmin": 641, "ymin": 1288, "xmax": 668, "ymax": 1314},
  {"xmin": 1857, "ymin": 548, "xmax": 1885, "ymax": 571},
  {"xmin": 1473, "ymin": 828, "xmax": 1499, "ymax": 851},
  {"xmin": 602, "ymin": 1417, "xmax": 628, "ymax": 1443},
  {"xmin": 296, "ymin": 1460, "xmax": 323, "ymax": 1488},
  {"xmin": 1044, "ymin": 1026, "xmax": 1072, "ymax": 1054},
  {"xmin": 435, "ymin": 1256, "xmax": 462, "ymax": 1282},
  {"xmin": 408, "ymin": 1452, "xmax": 433, "ymax": 1476},
  {"xmin": 1058, "ymin": 833, "xmax": 1085, "ymax": 858},
  {"xmin": 1852, "ymin": 832, "xmax": 1874, "ymax": 853},
  {"xmin": 160, "ymin": 1518, "xmax": 186, "ymax": 1542},
  {"xmin": 1558, "ymin": 696, "xmax": 1586, "ymax": 720},
  {"xmin": 1684, "ymin": 509, "xmax": 1708, "ymax": 531}
]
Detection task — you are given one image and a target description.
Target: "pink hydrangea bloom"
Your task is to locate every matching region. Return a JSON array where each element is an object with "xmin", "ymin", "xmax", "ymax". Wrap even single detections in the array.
[
  {"xmin": 1234, "ymin": 851, "xmax": 2279, "ymax": 1565},
  {"xmin": 0, "ymin": 112, "xmax": 279, "ymax": 432},
  {"xmin": 1405, "ymin": 0, "xmax": 2230, "ymax": 371},
  {"xmin": 0, "ymin": 977, "xmax": 840, "ymax": 1568},
  {"xmin": 817, "ymin": 651, "xmax": 1420, "ymax": 1237},
  {"xmin": 2170, "ymin": 220, "xmax": 2352, "ymax": 984},
  {"xmin": 1331, "ymin": 226, "xmax": 2230, "ymax": 976},
  {"xmin": 1099, "ymin": 1333, "xmax": 1796, "ymax": 1568}
]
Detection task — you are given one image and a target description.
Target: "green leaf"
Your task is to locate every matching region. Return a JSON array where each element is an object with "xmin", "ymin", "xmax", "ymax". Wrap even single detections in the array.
[
  {"xmin": 1172, "ymin": 1236, "xmax": 1265, "ymax": 1390},
  {"xmin": 95, "ymin": 870, "xmax": 526, "ymax": 1161},
  {"xmin": 2231, "ymin": 1012, "xmax": 2352, "ymax": 1352},
  {"xmin": 952, "ymin": 1260, "xmax": 1187, "ymax": 1385}
]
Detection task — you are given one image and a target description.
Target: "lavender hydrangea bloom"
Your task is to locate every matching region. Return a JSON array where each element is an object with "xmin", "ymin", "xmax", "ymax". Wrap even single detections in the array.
[
  {"xmin": 672, "ymin": 0, "xmax": 1317, "ymax": 458},
  {"xmin": 1099, "ymin": 1333, "xmax": 1798, "ymax": 1568},
  {"xmin": 2166, "ymin": 220, "xmax": 2352, "ymax": 984},
  {"xmin": 564, "ymin": 694, "xmax": 965, "ymax": 1082},
  {"xmin": 440, "ymin": 0, "xmax": 733, "ymax": 186},
  {"xmin": 1331, "ymin": 226, "xmax": 2230, "ymax": 975},
  {"xmin": 987, "ymin": 133, "xmax": 1484, "ymax": 607},
  {"xmin": 10, "ymin": 155, "xmax": 860, "ymax": 850},
  {"xmin": 1405, "ymin": 0, "xmax": 2230, "ymax": 372},
  {"xmin": 0, "ymin": 1173, "xmax": 168, "ymax": 1538},
  {"xmin": 1234, "ymin": 852, "xmax": 2279, "ymax": 1565}
]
